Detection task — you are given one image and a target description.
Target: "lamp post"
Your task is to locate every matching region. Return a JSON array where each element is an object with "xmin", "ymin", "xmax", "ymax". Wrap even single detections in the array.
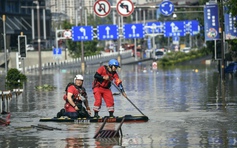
[
  {"xmin": 2, "ymin": 15, "xmax": 7, "ymax": 74},
  {"xmin": 21, "ymin": 1, "xmax": 43, "ymax": 76},
  {"xmin": 75, "ymin": 2, "xmax": 85, "ymax": 73},
  {"xmin": 80, "ymin": 6, "xmax": 85, "ymax": 73},
  {"xmin": 220, "ymin": 0, "xmax": 225, "ymax": 80},
  {"xmin": 34, "ymin": 0, "xmax": 42, "ymax": 76}
]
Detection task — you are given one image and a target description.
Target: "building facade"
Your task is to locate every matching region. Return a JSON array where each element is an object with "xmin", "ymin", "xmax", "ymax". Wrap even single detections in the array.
[{"xmin": 0, "ymin": 0, "xmax": 52, "ymax": 51}]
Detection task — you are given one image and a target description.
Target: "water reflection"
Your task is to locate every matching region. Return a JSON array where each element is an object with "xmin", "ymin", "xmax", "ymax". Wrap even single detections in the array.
[{"xmin": 1, "ymin": 61, "xmax": 237, "ymax": 147}]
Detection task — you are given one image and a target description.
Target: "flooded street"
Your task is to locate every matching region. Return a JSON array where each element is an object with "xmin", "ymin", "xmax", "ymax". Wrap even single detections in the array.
[{"xmin": 1, "ymin": 60, "xmax": 237, "ymax": 148}]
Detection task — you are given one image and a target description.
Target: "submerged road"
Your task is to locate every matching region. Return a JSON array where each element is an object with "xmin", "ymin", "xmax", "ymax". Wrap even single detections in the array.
[{"xmin": 1, "ymin": 57, "xmax": 237, "ymax": 147}]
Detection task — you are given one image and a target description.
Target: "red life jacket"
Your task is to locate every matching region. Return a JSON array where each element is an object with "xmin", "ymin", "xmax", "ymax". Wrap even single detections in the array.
[
  {"xmin": 63, "ymin": 82, "xmax": 87, "ymax": 112},
  {"xmin": 92, "ymin": 65, "xmax": 121, "ymax": 89}
]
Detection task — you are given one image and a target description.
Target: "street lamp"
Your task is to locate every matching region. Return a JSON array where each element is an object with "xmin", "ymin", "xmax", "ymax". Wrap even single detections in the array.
[
  {"xmin": 2, "ymin": 15, "xmax": 7, "ymax": 73},
  {"xmin": 75, "ymin": 3, "xmax": 85, "ymax": 73},
  {"xmin": 80, "ymin": 6, "xmax": 85, "ymax": 73},
  {"xmin": 21, "ymin": 1, "xmax": 45, "ymax": 75},
  {"xmin": 172, "ymin": 13, "xmax": 177, "ymax": 19},
  {"xmin": 33, "ymin": 0, "xmax": 42, "ymax": 76}
]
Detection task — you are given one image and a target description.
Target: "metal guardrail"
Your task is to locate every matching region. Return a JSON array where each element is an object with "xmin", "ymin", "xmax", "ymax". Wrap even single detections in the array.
[{"xmin": 24, "ymin": 50, "xmax": 136, "ymax": 71}]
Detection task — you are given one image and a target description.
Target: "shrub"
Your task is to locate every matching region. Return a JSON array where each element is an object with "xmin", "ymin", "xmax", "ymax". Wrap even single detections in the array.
[
  {"xmin": 158, "ymin": 48, "xmax": 212, "ymax": 67},
  {"xmin": 5, "ymin": 68, "xmax": 27, "ymax": 90}
]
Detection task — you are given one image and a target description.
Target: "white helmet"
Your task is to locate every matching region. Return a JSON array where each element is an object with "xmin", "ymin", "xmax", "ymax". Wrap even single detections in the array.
[{"xmin": 74, "ymin": 74, "xmax": 83, "ymax": 83}]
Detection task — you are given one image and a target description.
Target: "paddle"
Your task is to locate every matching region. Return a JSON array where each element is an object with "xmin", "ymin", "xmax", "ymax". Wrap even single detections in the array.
[{"xmin": 111, "ymin": 82, "xmax": 147, "ymax": 116}]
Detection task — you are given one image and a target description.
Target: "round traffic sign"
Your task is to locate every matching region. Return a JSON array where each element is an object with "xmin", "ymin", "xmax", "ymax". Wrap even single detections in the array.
[
  {"xmin": 116, "ymin": 0, "xmax": 134, "ymax": 17},
  {"xmin": 159, "ymin": 1, "xmax": 174, "ymax": 16},
  {"xmin": 93, "ymin": 0, "xmax": 111, "ymax": 17},
  {"xmin": 63, "ymin": 30, "xmax": 72, "ymax": 39}
]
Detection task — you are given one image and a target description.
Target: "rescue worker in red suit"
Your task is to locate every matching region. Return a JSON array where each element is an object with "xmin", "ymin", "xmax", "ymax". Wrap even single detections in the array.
[
  {"xmin": 92, "ymin": 59, "xmax": 127, "ymax": 118},
  {"xmin": 57, "ymin": 74, "xmax": 91, "ymax": 119}
]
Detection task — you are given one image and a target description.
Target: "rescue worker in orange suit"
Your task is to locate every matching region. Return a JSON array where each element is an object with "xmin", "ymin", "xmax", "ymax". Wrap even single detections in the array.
[
  {"xmin": 92, "ymin": 59, "xmax": 127, "ymax": 118},
  {"xmin": 57, "ymin": 74, "xmax": 91, "ymax": 119}
]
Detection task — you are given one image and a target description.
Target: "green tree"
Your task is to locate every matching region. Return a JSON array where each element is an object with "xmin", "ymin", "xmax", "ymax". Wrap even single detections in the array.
[
  {"xmin": 61, "ymin": 14, "xmax": 106, "ymax": 58},
  {"xmin": 225, "ymin": 0, "xmax": 237, "ymax": 15},
  {"xmin": 5, "ymin": 68, "xmax": 27, "ymax": 90}
]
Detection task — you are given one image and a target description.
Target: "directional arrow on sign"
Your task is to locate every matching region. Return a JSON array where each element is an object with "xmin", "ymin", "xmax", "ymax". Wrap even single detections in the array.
[
  {"xmin": 170, "ymin": 22, "xmax": 178, "ymax": 32},
  {"xmin": 145, "ymin": 22, "xmax": 163, "ymax": 34},
  {"xmin": 72, "ymin": 26, "xmax": 93, "ymax": 41},
  {"xmin": 164, "ymin": 21, "xmax": 185, "ymax": 37},
  {"xmin": 80, "ymin": 27, "xmax": 86, "ymax": 36},
  {"xmin": 159, "ymin": 1, "xmax": 174, "ymax": 16},
  {"xmin": 97, "ymin": 24, "xmax": 119, "ymax": 40},
  {"xmin": 105, "ymin": 26, "xmax": 110, "ymax": 35},
  {"xmin": 123, "ymin": 23, "xmax": 144, "ymax": 39},
  {"xmin": 131, "ymin": 25, "xmax": 136, "ymax": 35}
]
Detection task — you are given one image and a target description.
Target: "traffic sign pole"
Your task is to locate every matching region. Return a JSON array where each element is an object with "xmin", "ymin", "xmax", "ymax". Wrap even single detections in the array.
[{"xmin": 117, "ymin": 14, "xmax": 122, "ymax": 65}]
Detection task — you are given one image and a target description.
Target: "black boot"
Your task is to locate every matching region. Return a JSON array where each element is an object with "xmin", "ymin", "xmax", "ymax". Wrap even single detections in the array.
[
  {"xmin": 109, "ymin": 111, "xmax": 115, "ymax": 118},
  {"xmin": 94, "ymin": 111, "xmax": 100, "ymax": 118},
  {"xmin": 57, "ymin": 109, "xmax": 65, "ymax": 118}
]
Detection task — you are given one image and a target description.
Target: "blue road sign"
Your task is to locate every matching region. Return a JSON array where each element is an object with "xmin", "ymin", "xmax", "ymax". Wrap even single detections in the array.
[
  {"xmin": 204, "ymin": 3, "xmax": 219, "ymax": 41},
  {"xmin": 184, "ymin": 20, "xmax": 199, "ymax": 36},
  {"xmin": 72, "ymin": 26, "xmax": 93, "ymax": 41},
  {"xmin": 164, "ymin": 21, "xmax": 185, "ymax": 37},
  {"xmin": 172, "ymin": 36, "xmax": 179, "ymax": 44},
  {"xmin": 123, "ymin": 23, "xmax": 145, "ymax": 39},
  {"xmin": 97, "ymin": 24, "xmax": 119, "ymax": 40},
  {"xmin": 224, "ymin": 6, "xmax": 237, "ymax": 40},
  {"xmin": 53, "ymin": 48, "xmax": 62, "ymax": 55},
  {"xmin": 159, "ymin": 0, "xmax": 174, "ymax": 16},
  {"xmin": 146, "ymin": 22, "xmax": 163, "ymax": 34}
]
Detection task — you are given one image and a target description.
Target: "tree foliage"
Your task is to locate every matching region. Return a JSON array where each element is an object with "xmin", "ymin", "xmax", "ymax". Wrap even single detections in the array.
[
  {"xmin": 225, "ymin": 0, "xmax": 237, "ymax": 16},
  {"xmin": 5, "ymin": 68, "xmax": 27, "ymax": 90}
]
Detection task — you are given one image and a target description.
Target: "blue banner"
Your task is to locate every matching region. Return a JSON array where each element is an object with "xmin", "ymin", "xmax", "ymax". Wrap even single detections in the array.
[
  {"xmin": 224, "ymin": 7, "xmax": 237, "ymax": 40},
  {"xmin": 204, "ymin": 3, "xmax": 220, "ymax": 41}
]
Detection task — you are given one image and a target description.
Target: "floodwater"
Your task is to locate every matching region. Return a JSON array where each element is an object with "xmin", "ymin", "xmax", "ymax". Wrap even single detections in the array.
[{"xmin": 1, "ymin": 60, "xmax": 237, "ymax": 148}]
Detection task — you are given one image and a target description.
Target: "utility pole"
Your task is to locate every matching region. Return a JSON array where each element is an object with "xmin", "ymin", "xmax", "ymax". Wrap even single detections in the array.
[
  {"xmin": 21, "ymin": 0, "xmax": 46, "ymax": 76},
  {"xmin": 80, "ymin": 1, "xmax": 85, "ymax": 73},
  {"xmin": 2, "ymin": 15, "xmax": 7, "ymax": 74},
  {"xmin": 36, "ymin": 0, "xmax": 42, "ymax": 76},
  {"xmin": 117, "ymin": 13, "xmax": 121, "ymax": 64},
  {"xmin": 220, "ymin": 0, "xmax": 225, "ymax": 80}
]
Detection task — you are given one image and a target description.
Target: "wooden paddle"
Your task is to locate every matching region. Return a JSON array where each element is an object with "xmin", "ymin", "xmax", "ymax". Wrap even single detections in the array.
[{"xmin": 111, "ymin": 82, "xmax": 147, "ymax": 116}]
